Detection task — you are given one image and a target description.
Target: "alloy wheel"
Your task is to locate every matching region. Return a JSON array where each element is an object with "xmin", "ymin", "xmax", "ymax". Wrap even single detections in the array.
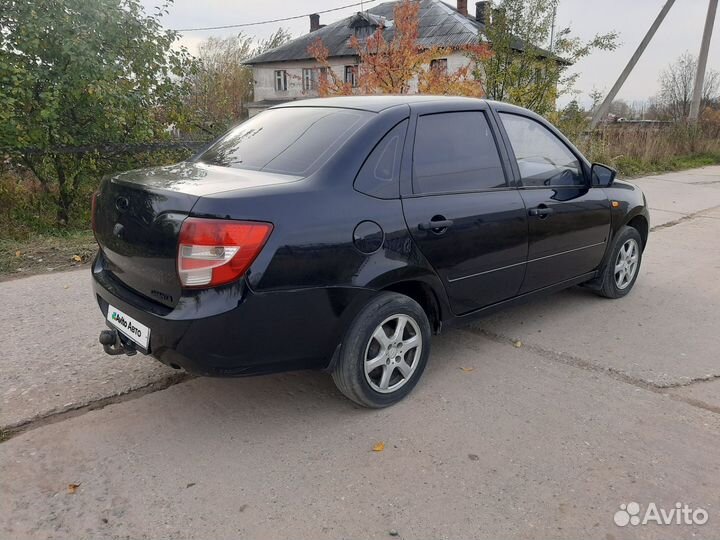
[
  {"xmin": 364, "ymin": 314, "xmax": 423, "ymax": 394},
  {"xmin": 614, "ymin": 238, "xmax": 639, "ymax": 290}
]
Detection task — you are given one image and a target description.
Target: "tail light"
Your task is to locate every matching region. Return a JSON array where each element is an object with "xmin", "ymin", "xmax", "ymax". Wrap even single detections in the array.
[{"xmin": 178, "ymin": 217, "xmax": 273, "ymax": 288}]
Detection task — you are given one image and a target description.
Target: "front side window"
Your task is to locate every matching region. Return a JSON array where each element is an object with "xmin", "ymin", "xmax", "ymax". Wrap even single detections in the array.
[
  {"xmin": 500, "ymin": 113, "xmax": 584, "ymax": 188},
  {"xmin": 274, "ymin": 70, "xmax": 287, "ymax": 92},
  {"xmin": 412, "ymin": 111, "xmax": 506, "ymax": 194},
  {"xmin": 197, "ymin": 107, "xmax": 371, "ymax": 176}
]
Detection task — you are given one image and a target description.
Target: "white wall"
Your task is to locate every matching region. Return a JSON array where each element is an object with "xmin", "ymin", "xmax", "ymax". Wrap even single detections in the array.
[
  {"xmin": 252, "ymin": 57, "xmax": 359, "ymax": 102},
  {"xmin": 250, "ymin": 51, "xmax": 479, "ymax": 113},
  {"xmin": 406, "ymin": 51, "xmax": 475, "ymax": 93}
]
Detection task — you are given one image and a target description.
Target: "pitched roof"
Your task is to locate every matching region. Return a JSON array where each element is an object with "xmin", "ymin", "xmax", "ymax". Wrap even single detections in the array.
[{"xmin": 246, "ymin": 0, "xmax": 556, "ymax": 65}]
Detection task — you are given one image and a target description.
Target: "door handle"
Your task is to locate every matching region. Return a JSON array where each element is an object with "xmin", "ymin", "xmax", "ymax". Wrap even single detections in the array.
[
  {"xmin": 418, "ymin": 218, "xmax": 454, "ymax": 231},
  {"xmin": 529, "ymin": 206, "xmax": 553, "ymax": 218}
]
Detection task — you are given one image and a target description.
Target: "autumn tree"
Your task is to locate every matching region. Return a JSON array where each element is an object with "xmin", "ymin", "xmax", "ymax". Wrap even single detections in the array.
[
  {"xmin": 308, "ymin": 0, "xmax": 488, "ymax": 97},
  {"xmin": 186, "ymin": 29, "xmax": 292, "ymax": 132},
  {"xmin": 479, "ymin": 0, "xmax": 617, "ymax": 115}
]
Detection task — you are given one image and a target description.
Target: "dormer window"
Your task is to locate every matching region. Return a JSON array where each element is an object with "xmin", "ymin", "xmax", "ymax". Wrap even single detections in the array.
[
  {"xmin": 348, "ymin": 12, "xmax": 389, "ymax": 40},
  {"xmin": 354, "ymin": 25, "xmax": 376, "ymax": 39}
]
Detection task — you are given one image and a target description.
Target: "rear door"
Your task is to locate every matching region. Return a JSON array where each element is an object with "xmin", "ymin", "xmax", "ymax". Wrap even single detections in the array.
[
  {"xmin": 495, "ymin": 110, "xmax": 611, "ymax": 293},
  {"xmin": 401, "ymin": 102, "xmax": 528, "ymax": 315}
]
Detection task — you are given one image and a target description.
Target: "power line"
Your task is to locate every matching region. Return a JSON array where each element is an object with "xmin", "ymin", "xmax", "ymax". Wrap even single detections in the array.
[{"xmin": 174, "ymin": 0, "xmax": 378, "ymax": 32}]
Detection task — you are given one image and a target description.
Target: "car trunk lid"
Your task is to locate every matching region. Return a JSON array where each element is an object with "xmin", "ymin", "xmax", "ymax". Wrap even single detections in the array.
[{"xmin": 94, "ymin": 162, "xmax": 300, "ymax": 307}]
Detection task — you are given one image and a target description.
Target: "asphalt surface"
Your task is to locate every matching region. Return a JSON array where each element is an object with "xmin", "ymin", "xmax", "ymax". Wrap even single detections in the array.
[{"xmin": 1, "ymin": 166, "xmax": 719, "ymax": 539}]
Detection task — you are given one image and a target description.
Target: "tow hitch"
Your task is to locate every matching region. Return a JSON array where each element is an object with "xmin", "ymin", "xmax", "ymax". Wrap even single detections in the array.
[{"xmin": 99, "ymin": 329, "xmax": 137, "ymax": 356}]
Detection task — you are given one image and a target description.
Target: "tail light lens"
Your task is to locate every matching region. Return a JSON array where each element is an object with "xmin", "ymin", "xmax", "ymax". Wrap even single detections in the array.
[{"xmin": 178, "ymin": 218, "xmax": 273, "ymax": 288}]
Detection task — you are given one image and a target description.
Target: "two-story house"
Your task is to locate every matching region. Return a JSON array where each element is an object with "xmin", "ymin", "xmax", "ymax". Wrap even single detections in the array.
[{"xmin": 245, "ymin": 0, "xmax": 507, "ymax": 117}]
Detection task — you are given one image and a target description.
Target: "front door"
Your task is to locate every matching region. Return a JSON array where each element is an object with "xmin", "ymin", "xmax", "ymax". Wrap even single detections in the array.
[
  {"xmin": 401, "ymin": 106, "xmax": 528, "ymax": 315},
  {"xmin": 497, "ymin": 111, "xmax": 611, "ymax": 293}
]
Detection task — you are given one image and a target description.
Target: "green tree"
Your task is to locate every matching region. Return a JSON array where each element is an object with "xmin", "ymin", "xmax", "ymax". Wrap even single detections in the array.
[
  {"xmin": 186, "ymin": 28, "xmax": 291, "ymax": 133},
  {"xmin": 0, "ymin": 0, "xmax": 195, "ymax": 225},
  {"xmin": 478, "ymin": 0, "xmax": 617, "ymax": 115}
]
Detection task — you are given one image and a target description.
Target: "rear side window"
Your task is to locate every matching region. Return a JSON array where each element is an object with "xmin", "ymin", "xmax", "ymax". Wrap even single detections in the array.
[
  {"xmin": 354, "ymin": 120, "xmax": 408, "ymax": 199},
  {"xmin": 197, "ymin": 108, "xmax": 372, "ymax": 176},
  {"xmin": 412, "ymin": 111, "xmax": 506, "ymax": 194},
  {"xmin": 499, "ymin": 113, "xmax": 584, "ymax": 188}
]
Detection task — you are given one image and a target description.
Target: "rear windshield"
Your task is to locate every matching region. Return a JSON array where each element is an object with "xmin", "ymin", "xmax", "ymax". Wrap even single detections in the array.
[{"xmin": 196, "ymin": 107, "xmax": 372, "ymax": 176}]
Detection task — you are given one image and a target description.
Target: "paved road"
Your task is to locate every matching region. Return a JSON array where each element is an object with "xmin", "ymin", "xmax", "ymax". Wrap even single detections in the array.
[{"xmin": 1, "ymin": 166, "xmax": 719, "ymax": 539}]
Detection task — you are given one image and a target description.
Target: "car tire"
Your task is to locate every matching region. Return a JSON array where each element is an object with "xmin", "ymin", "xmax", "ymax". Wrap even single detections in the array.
[
  {"xmin": 332, "ymin": 292, "xmax": 431, "ymax": 408},
  {"xmin": 595, "ymin": 226, "xmax": 643, "ymax": 299}
]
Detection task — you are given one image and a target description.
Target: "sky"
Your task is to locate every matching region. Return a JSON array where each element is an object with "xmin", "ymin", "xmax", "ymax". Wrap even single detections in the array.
[{"xmin": 142, "ymin": 0, "xmax": 720, "ymax": 107}]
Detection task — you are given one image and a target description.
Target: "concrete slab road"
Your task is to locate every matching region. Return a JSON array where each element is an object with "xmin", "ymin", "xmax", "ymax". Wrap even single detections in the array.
[
  {"xmin": 0, "ymin": 166, "xmax": 719, "ymax": 539},
  {"xmin": 1, "ymin": 332, "xmax": 719, "ymax": 539}
]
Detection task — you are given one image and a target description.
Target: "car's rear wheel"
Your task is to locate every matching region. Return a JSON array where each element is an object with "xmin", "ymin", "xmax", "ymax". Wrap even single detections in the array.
[
  {"xmin": 595, "ymin": 225, "xmax": 643, "ymax": 299},
  {"xmin": 332, "ymin": 292, "xmax": 431, "ymax": 408}
]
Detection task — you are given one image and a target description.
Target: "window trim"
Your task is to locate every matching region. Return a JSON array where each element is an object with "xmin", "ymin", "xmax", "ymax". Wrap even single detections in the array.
[
  {"xmin": 408, "ymin": 110, "xmax": 511, "ymax": 197},
  {"xmin": 497, "ymin": 111, "xmax": 590, "ymax": 190},
  {"xmin": 274, "ymin": 69, "xmax": 288, "ymax": 92},
  {"xmin": 430, "ymin": 58, "xmax": 448, "ymax": 73},
  {"xmin": 344, "ymin": 65, "xmax": 358, "ymax": 88},
  {"xmin": 302, "ymin": 68, "xmax": 313, "ymax": 91},
  {"xmin": 301, "ymin": 67, "xmax": 326, "ymax": 91}
]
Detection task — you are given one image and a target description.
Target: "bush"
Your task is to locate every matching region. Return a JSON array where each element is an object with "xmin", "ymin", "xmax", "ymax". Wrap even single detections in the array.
[{"xmin": 0, "ymin": 147, "xmax": 196, "ymax": 240}]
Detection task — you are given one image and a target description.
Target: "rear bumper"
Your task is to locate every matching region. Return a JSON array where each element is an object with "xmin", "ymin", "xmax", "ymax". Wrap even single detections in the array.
[{"xmin": 92, "ymin": 254, "xmax": 374, "ymax": 376}]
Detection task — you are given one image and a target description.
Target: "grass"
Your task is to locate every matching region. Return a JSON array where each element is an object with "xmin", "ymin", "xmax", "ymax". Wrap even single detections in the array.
[
  {"xmin": 613, "ymin": 152, "xmax": 720, "ymax": 178},
  {"xmin": 0, "ymin": 230, "xmax": 97, "ymax": 281}
]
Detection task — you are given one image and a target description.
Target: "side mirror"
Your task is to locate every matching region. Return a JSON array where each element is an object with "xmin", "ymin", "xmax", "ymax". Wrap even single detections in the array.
[{"xmin": 591, "ymin": 163, "xmax": 616, "ymax": 188}]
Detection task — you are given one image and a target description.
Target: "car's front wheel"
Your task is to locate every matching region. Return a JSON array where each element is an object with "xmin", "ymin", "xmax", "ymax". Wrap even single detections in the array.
[
  {"xmin": 332, "ymin": 292, "xmax": 431, "ymax": 408},
  {"xmin": 595, "ymin": 225, "xmax": 643, "ymax": 299}
]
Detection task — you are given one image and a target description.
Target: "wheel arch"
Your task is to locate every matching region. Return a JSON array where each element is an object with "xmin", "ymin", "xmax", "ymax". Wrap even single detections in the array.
[
  {"xmin": 626, "ymin": 214, "xmax": 649, "ymax": 250},
  {"xmin": 380, "ymin": 279, "xmax": 447, "ymax": 334}
]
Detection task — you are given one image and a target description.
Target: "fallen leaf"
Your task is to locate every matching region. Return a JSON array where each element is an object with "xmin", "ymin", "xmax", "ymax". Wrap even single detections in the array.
[
  {"xmin": 72, "ymin": 255, "xmax": 82, "ymax": 262},
  {"xmin": 468, "ymin": 453, "xmax": 480, "ymax": 461},
  {"xmin": 67, "ymin": 483, "xmax": 80, "ymax": 494},
  {"xmin": 460, "ymin": 367, "xmax": 474, "ymax": 372},
  {"xmin": 372, "ymin": 442, "xmax": 385, "ymax": 452},
  {"xmin": 15, "ymin": 250, "xmax": 21, "ymax": 258},
  {"xmin": 513, "ymin": 340, "xmax": 522, "ymax": 348}
]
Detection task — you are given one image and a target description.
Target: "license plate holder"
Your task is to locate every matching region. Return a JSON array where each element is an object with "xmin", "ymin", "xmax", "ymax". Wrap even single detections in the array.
[{"xmin": 106, "ymin": 304, "xmax": 150, "ymax": 350}]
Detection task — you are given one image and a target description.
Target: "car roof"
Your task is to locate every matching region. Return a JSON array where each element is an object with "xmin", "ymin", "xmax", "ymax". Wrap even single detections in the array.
[{"xmin": 271, "ymin": 95, "xmax": 494, "ymax": 113}]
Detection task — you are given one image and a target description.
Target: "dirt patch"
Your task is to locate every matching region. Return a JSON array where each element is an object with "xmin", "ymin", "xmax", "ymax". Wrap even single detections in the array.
[{"xmin": 0, "ymin": 231, "xmax": 97, "ymax": 282}]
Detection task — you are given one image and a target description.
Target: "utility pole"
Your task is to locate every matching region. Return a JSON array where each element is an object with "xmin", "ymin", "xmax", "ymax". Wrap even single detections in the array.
[
  {"xmin": 689, "ymin": 0, "xmax": 718, "ymax": 122},
  {"xmin": 590, "ymin": 0, "xmax": 677, "ymax": 129}
]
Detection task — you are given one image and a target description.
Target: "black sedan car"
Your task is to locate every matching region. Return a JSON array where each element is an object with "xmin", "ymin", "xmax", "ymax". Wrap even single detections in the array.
[{"xmin": 92, "ymin": 96, "xmax": 649, "ymax": 407}]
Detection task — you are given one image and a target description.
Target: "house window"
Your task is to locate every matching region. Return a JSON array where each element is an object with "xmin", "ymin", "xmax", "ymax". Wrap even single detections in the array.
[
  {"xmin": 344, "ymin": 65, "xmax": 358, "ymax": 87},
  {"xmin": 430, "ymin": 58, "xmax": 448, "ymax": 73},
  {"xmin": 302, "ymin": 68, "xmax": 328, "ymax": 91},
  {"xmin": 274, "ymin": 70, "xmax": 287, "ymax": 92},
  {"xmin": 354, "ymin": 25, "xmax": 376, "ymax": 39},
  {"xmin": 302, "ymin": 68, "xmax": 313, "ymax": 91}
]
